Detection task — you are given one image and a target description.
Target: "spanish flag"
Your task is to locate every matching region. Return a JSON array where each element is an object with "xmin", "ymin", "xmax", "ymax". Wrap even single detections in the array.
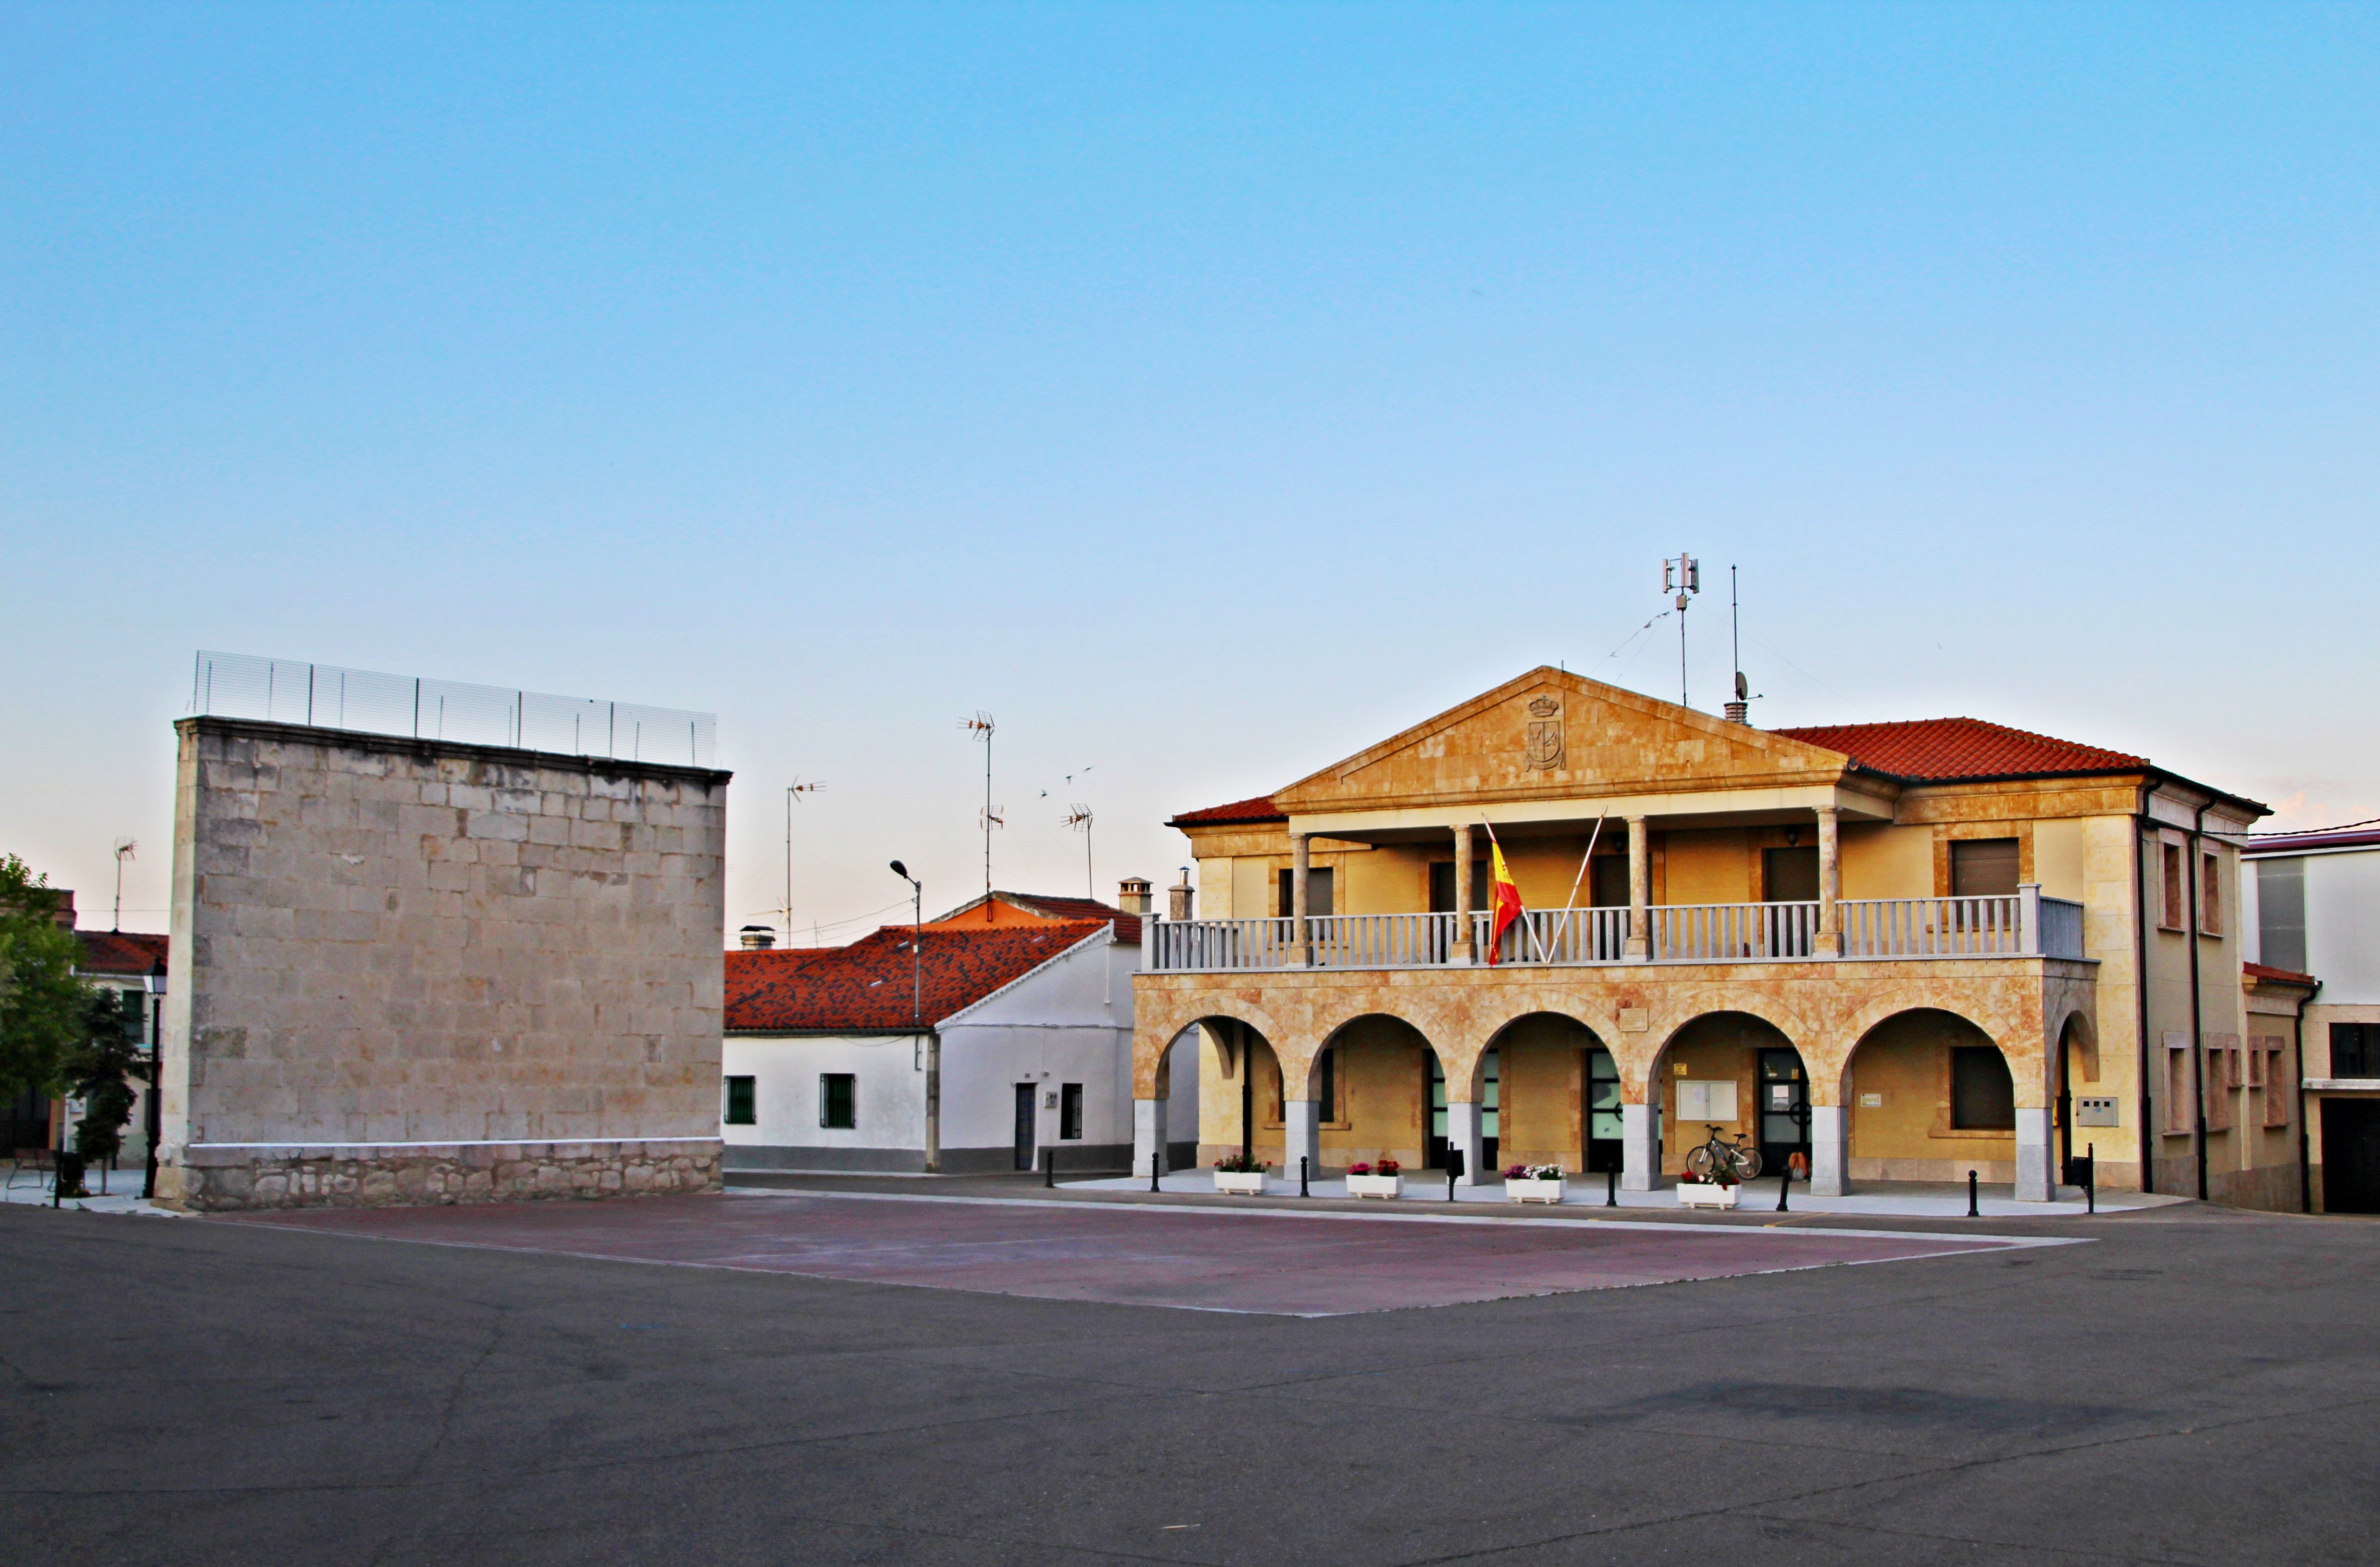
[{"xmin": 1486, "ymin": 840, "xmax": 1523, "ymax": 964}]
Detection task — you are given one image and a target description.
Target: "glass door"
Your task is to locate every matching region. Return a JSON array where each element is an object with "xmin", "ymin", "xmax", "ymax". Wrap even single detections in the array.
[
  {"xmin": 1756, "ymin": 1048, "xmax": 1810, "ymax": 1174},
  {"xmin": 1425, "ymin": 1050, "xmax": 1500, "ymax": 1170},
  {"xmin": 1583, "ymin": 1047, "xmax": 1622, "ymax": 1173}
]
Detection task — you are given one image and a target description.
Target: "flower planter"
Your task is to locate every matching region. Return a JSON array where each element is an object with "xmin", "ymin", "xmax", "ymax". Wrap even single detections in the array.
[
  {"xmin": 1505, "ymin": 1177, "xmax": 1566, "ymax": 1204},
  {"xmin": 1213, "ymin": 1170, "xmax": 1267, "ymax": 1195},
  {"xmin": 1676, "ymin": 1182, "xmax": 1740, "ymax": 1209},
  {"xmin": 1345, "ymin": 1174, "xmax": 1402, "ymax": 1200}
]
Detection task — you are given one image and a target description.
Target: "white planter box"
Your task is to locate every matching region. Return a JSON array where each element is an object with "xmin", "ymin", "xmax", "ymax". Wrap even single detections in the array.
[
  {"xmin": 1677, "ymin": 1182, "xmax": 1740, "ymax": 1209},
  {"xmin": 1345, "ymin": 1174, "xmax": 1403, "ymax": 1199},
  {"xmin": 1505, "ymin": 1178, "xmax": 1566, "ymax": 1204},
  {"xmin": 1213, "ymin": 1170, "xmax": 1267, "ymax": 1195}
]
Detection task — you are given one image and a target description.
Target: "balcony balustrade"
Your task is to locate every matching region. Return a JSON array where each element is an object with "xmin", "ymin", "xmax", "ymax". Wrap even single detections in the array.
[{"xmin": 1144, "ymin": 890, "xmax": 2087, "ymax": 973}]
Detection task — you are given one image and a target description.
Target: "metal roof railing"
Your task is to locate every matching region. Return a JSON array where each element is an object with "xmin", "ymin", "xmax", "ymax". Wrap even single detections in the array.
[{"xmin": 189, "ymin": 652, "xmax": 717, "ymax": 769}]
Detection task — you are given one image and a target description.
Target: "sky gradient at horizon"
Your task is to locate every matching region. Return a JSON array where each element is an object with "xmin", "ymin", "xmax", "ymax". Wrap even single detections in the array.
[{"xmin": 5, "ymin": 3, "xmax": 2375, "ymax": 939}]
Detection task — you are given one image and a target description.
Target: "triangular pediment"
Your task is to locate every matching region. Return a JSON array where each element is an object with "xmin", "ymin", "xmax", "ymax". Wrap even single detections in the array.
[{"xmin": 1271, "ymin": 668, "xmax": 1857, "ymax": 815}]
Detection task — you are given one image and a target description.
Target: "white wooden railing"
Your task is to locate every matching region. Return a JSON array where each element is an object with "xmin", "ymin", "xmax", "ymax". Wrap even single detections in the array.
[
  {"xmin": 1145, "ymin": 888, "xmax": 2090, "ymax": 970},
  {"xmin": 1649, "ymin": 901, "xmax": 1820, "ymax": 961}
]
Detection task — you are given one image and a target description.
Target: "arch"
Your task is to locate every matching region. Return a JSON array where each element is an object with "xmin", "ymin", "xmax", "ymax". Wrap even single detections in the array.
[
  {"xmin": 1481, "ymin": 1011, "xmax": 1622, "ymax": 1175},
  {"xmin": 1306, "ymin": 1012, "xmax": 1438, "ymax": 1172},
  {"xmin": 2057, "ymin": 1009, "xmax": 2100, "ymax": 1088},
  {"xmin": 1132, "ymin": 995, "xmax": 1290, "ymax": 1097},
  {"xmin": 1653, "ymin": 1010, "xmax": 1809, "ymax": 1179},
  {"xmin": 1840, "ymin": 1007, "xmax": 2023, "ymax": 1187}
]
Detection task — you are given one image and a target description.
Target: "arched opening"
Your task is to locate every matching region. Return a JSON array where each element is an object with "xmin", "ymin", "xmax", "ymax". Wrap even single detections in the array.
[
  {"xmin": 1183, "ymin": 1017, "xmax": 1283, "ymax": 1169},
  {"xmin": 1309, "ymin": 1014, "xmax": 1434, "ymax": 1173},
  {"xmin": 1844, "ymin": 1008, "xmax": 2015, "ymax": 1186},
  {"xmin": 1481, "ymin": 1013, "xmax": 1621, "ymax": 1176},
  {"xmin": 1655, "ymin": 1012, "xmax": 1807, "ymax": 1179},
  {"xmin": 2055, "ymin": 1012, "xmax": 2100, "ymax": 1184}
]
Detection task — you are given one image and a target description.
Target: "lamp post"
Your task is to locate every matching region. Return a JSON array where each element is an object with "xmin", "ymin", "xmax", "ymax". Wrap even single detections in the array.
[
  {"xmin": 889, "ymin": 861, "xmax": 935, "ymax": 1173},
  {"xmin": 144, "ymin": 959, "xmax": 166, "ymax": 1200}
]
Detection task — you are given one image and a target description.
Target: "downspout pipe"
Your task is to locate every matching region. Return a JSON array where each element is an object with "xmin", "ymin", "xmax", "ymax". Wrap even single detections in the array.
[
  {"xmin": 2133, "ymin": 790, "xmax": 2155, "ymax": 1194},
  {"xmin": 2296, "ymin": 981, "xmax": 2318, "ymax": 1213},
  {"xmin": 2188, "ymin": 803, "xmax": 2208, "ymax": 1203}
]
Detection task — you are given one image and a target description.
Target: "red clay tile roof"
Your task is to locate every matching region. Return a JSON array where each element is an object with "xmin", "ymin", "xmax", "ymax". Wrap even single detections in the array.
[
  {"xmin": 927, "ymin": 892, "xmax": 1141, "ymax": 943},
  {"xmin": 2243, "ymin": 961, "xmax": 2318, "ymax": 986},
  {"xmin": 725, "ymin": 920, "xmax": 1110, "ymax": 1033},
  {"xmin": 1773, "ymin": 718, "xmax": 2148, "ymax": 783},
  {"xmin": 1168, "ymin": 794, "xmax": 1284, "ymax": 827},
  {"xmin": 75, "ymin": 930, "xmax": 169, "ymax": 975}
]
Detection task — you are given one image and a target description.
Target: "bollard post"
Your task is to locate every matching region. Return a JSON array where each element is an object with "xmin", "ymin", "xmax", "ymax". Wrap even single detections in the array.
[
  {"xmin": 1775, "ymin": 1159, "xmax": 1791, "ymax": 1213},
  {"xmin": 1967, "ymin": 1169, "xmax": 1980, "ymax": 1217},
  {"xmin": 1043, "ymin": 1146, "xmax": 1055, "ymax": 1189},
  {"xmin": 1299, "ymin": 1155, "xmax": 1309, "ymax": 1198},
  {"xmin": 2086, "ymin": 1142, "xmax": 2096, "ymax": 1215},
  {"xmin": 1150, "ymin": 1151, "xmax": 1161, "ymax": 1194},
  {"xmin": 1606, "ymin": 1166, "xmax": 1618, "ymax": 1208},
  {"xmin": 1447, "ymin": 1147, "xmax": 1463, "ymax": 1201}
]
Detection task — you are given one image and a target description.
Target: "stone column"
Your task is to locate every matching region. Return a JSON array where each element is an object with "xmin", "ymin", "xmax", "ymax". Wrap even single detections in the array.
[
  {"xmin": 1290, "ymin": 831, "xmax": 1311, "ymax": 966},
  {"xmin": 1132, "ymin": 1096, "xmax": 1169, "ymax": 1180},
  {"xmin": 1625, "ymin": 815, "xmax": 1651, "ymax": 961},
  {"xmin": 1446, "ymin": 1100, "xmax": 1485, "ymax": 1186},
  {"xmin": 2014, "ymin": 1105, "xmax": 2054, "ymax": 1201},
  {"xmin": 1815, "ymin": 805, "xmax": 1843, "ymax": 958},
  {"xmin": 1620, "ymin": 1100, "xmax": 1662, "ymax": 1191},
  {"xmin": 1808, "ymin": 1104, "xmax": 1848, "ymax": 1196},
  {"xmin": 1453, "ymin": 824, "xmax": 1477, "ymax": 965},
  {"xmin": 1282, "ymin": 1097, "xmax": 1320, "ymax": 1184}
]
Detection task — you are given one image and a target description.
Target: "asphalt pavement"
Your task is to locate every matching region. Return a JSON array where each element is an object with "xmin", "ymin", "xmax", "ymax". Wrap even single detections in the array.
[{"xmin": 4, "ymin": 1183, "xmax": 2374, "ymax": 1565}]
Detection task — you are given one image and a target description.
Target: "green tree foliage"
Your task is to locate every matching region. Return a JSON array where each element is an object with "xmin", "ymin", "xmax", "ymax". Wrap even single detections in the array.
[
  {"xmin": 70, "ymin": 988, "xmax": 150, "ymax": 1165},
  {"xmin": 0, "ymin": 854, "xmax": 92, "ymax": 1104}
]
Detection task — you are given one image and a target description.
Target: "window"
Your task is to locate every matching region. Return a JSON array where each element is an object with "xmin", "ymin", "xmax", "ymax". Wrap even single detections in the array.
[
  {"xmin": 2205, "ymin": 1046, "xmax": 2234, "ymax": 1131},
  {"xmin": 1276, "ymin": 867, "xmax": 1335, "ymax": 917},
  {"xmin": 1589, "ymin": 855, "xmax": 1630, "ymax": 908},
  {"xmin": 2165, "ymin": 1038, "xmax": 2191, "ymax": 1132},
  {"xmin": 2264, "ymin": 1045, "xmax": 2292, "ymax": 1127},
  {"xmin": 2333, "ymin": 1023, "xmax": 2380, "ymax": 1079},
  {"xmin": 2258, "ymin": 858, "xmax": 2306, "ymax": 972},
  {"xmin": 1059, "ymin": 1082, "xmax": 1083, "ymax": 1140},
  {"xmin": 1428, "ymin": 861, "xmax": 1491, "ymax": 913},
  {"xmin": 1951, "ymin": 838, "xmax": 2021, "ymax": 898},
  {"xmin": 2200, "ymin": 852, "xmax": 2223, "ymax": 936},
  {"xmin": 723, "ymin": 1076, "xmax": 756, "ymax": 1126},
  {"xmin": 1951, "ymin": 1046, "xmax": 2016, "ymax": 1130},
  {"xmin": 1315, "ymin": 1046, "xmax": 1337, "ymax": 1122},
  {"xmin": 2161, "ymin": 842, "xmax": 2185, "ymax": 930},
  {"xmin": 819, "ymin": 1073, "xmax": 856, "ymax": 1129}
]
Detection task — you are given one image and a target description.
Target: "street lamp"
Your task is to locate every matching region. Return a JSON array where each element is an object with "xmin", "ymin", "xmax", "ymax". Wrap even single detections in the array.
[
  {"xmin": 144, "ymin": 959, "xmax": 166, "ymax": 1200},
  {"xmin": 889, "ymin": 861, "xmax": 935, "ymax": 1172}
]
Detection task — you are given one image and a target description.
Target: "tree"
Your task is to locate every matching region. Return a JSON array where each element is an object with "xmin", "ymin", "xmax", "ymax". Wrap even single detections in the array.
[
  {"xmin": 69, "ymin": 988, "xmax": 149, "ymax": 1169},
  {"xmin": 0, "ymin": 854, "xmax": 92, "ymax": 1107}
]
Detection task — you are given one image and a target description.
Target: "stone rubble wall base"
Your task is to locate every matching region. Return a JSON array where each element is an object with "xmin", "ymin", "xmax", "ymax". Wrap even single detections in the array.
[{"xmin": 155, "ymin": 1140, "xmax": 724, "ymax": 1213}]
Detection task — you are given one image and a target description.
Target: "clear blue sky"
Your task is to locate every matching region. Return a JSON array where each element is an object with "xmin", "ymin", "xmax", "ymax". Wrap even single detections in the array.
[{"xmin": 6, "ymin": 3, "xmax": 2375, "ymax": 940}]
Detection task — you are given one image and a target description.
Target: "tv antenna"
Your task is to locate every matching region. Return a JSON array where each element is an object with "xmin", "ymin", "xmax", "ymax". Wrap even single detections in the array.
[
  {"xmin": 1063, "ymin": 804, "xmax": 1095, "ymax": 899},
  {"xmin": 1662, "ymin": 552, "xmax": 1700, "ymax": 707},
  {"xmin": 1725, "ymin": 565, "xmax": 1761, "ymax": 723},
  {"xmin": 112, "ymin": 838, "xmax": 136, "ymax": 931},
  {"xmin": 782, "ymin": 779, "xmax": 824, "ymax": 945},
  {"xmin": 962, "ymin": 711, "xmax": 1001, "ymax": 919}
]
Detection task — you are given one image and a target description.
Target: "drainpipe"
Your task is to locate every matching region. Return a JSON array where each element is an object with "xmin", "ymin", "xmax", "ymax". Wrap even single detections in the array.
[
  {"xmin": 2294, "ymin": 982, "xmax": 2317, "ymax": 1213},
  {"xmin": 2133, "ymin": 790, "xmax": 2155, "ymax": 1193},
  {"xmin": 2186, "ymin": 802, "xmax": 2208, "ymax": 1203}
]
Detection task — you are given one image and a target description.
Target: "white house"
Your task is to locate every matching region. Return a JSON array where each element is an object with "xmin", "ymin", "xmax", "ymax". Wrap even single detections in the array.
[
  {"xmin": 2244, "ymin": 825, "xmax": 2380, "ymax": 1212},
  {"xmin": 722, "ymin": 893, "xmax": 1193, "ymax": 1176}
]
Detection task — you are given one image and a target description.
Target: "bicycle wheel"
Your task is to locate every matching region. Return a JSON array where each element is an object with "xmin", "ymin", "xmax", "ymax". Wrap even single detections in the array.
[
  {"xmin": 1729, "ymin": 1145, "xmax": 1763, "ymax": 1180},
  {"xmin": 1684, "ymin": 1144, "xmax": 1718, "ymax": 1182}
]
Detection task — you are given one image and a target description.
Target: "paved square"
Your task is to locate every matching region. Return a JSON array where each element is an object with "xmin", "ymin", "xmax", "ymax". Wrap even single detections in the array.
[{"xmin": 209, "ymin": 1189, "xmax": 2041, "ymax": 1314}]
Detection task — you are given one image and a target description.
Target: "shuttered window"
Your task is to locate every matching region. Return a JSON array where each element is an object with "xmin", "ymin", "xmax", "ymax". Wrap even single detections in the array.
[
  {"xmin": 723, "ymin": 1076, "xmax": 756, "ymax": 1126},
  {"xmin": 819, "ymin": 1073, "xmax": 856, "ymax": 1129},
  {"xmin": 1951, "ymin": 839, "xmax": 2020, "ymax": 898},
  {"xmin": 1951, "ymin": 1046, "xmax": 2016, "ymax": 1130}
]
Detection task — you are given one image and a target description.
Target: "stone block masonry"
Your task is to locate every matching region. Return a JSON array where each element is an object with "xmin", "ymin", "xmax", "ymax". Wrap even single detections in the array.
[{"xmin": 157, "ymin": 715, "xmax": 732, "ymax": 1213}]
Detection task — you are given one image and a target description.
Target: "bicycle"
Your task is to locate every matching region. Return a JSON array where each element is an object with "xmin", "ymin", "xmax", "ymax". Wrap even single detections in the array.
[{"xmin": 1684, "ymin": 1124, "xmax": 1762, "ymax": 1183}]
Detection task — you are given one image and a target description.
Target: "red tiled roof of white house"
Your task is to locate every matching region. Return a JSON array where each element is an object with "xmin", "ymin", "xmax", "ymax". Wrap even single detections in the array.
[
  {"xmin": 724, "ymin": 921, "xmax": 1114, "ymax": 1034},
  {"xmin": 75, "ymin": 930, "xmax": 169, "ymax": 976}
]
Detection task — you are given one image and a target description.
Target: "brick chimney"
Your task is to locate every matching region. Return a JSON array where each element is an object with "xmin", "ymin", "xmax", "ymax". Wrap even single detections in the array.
[
  {"xmin": 1168, "ymin": 869, "xmax": 1194, "ymax": 923},
  {"xmin": 1115, "ymin": 877, "xmax": 1153, "ymax": 916}
]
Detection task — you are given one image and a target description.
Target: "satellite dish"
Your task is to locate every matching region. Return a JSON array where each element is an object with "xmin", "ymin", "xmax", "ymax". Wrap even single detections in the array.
[{"xmin": 1734, "ymin": 671, "xmax": 1748, "ymax": 702}]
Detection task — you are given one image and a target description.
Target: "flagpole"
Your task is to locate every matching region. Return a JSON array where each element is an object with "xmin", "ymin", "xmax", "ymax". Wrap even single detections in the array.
[{"xmin": 1561, "ymin": 809, "xmax": 1608, "ymax": 911}]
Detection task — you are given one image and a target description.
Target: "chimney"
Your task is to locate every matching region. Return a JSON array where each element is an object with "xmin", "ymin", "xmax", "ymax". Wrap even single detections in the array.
[
  {"xmin": 737, "ymin": 925, "xmax": 777, "ymax": 951},
  {"xmin": 1168, "ymin": 867, "xmax": 1194, "ymax": 923},
  {"xmin": 50, "ymin": 889, "xmax": 77, "ymax": 929},
  {"xmin": 1723, "ymin": 700, "xmax": 1749, "ymax": 724},
  {"xmin": 1115, "ymin": 877, "xmax": 1152, "ymax": 916}
]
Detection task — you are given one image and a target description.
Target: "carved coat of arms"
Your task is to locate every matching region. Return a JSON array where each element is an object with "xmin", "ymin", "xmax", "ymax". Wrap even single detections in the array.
[{"xmin": 1524, "ymin": 694, "xmax": 1563, "ymax": 771}]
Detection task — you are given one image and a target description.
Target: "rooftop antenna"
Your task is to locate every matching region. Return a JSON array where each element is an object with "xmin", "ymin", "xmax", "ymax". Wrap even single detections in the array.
[
  {"xmin": 1725, "ymin": 564, "xmax": 1762, "ymax": 725},
  {"xmin": 962, "ymin": 711, "xmax": 1001, "ymax": 920},
  {"xmin": 1662, "ymin": 552, "xmax": 1700, "ymax": 707},
  {"xmin": 1064, "ymin": 804, "xmax": 1095, "ymax": 898},
  {"xmin": 112, "ymin": 838, "xmax": 136, "ymax": 931},
  {"xmin": 783, "ymin": 779, "xmax": 823, "ymax": 945}
]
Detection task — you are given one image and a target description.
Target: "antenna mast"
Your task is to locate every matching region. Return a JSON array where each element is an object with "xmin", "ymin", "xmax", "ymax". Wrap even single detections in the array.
[
  {"xmin": 1064, "ymin": 804, "xmax": 1095, "ymax": 898},
  {"xmin": 963, "ymin": 712, "xmax": 1000, "ymax": 920},
  {"xmin": 1663, "ymin": 552, "xmax": 1701, "ymax": 707},
  {"xmin": 784, "ymin": 779, "xmax": 823, "ymax": 944},
  {"xmin": 1725, "ymin": 564, "xmax": 1758, "ymax": 725}
]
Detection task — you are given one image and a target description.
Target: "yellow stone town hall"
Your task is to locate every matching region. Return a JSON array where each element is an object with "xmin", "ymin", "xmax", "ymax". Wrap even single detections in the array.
[{"xmin": 1131, "ymin": 668, "xmax": 2293, "ymax": 1206}]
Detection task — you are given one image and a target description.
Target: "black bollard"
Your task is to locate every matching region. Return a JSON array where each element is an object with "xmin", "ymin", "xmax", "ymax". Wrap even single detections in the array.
[
  {"xmin": 2086, "ymin": 1142, "xmax": 2096, "ymax": 1215},
  {"xmin": 1775, "ymin": 1159, "xmax": 1791, "ymax": 1213},
  {"xmin": 1150, "ymin": 1151, "xmax": 1161, "ymax": 1194},
  {"xmin": 1299, "ymin": 1155, "xmax": 1309, "ymax": 1198},
  {"xmin": 1606, "ymin": 1166, "xmax": 1618, "ymax": 1208},
  {"xmin": 1967, "ymin": 1169, "xmax": 1980, "ymax": 1217},
  {"xmin": 1043, "ymin": 1146, "xmax": 1055, "ymax": 1189},
  {"xmin": 1447, "ymin": 1147, "xmax": 1463, "ymax": 1202}
]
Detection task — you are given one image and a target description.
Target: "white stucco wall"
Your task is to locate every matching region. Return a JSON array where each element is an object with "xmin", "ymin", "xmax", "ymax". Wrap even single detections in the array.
[{"xmin": 2304, "ymin": 849, "xmax": 2380, "ymax": 1004}]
